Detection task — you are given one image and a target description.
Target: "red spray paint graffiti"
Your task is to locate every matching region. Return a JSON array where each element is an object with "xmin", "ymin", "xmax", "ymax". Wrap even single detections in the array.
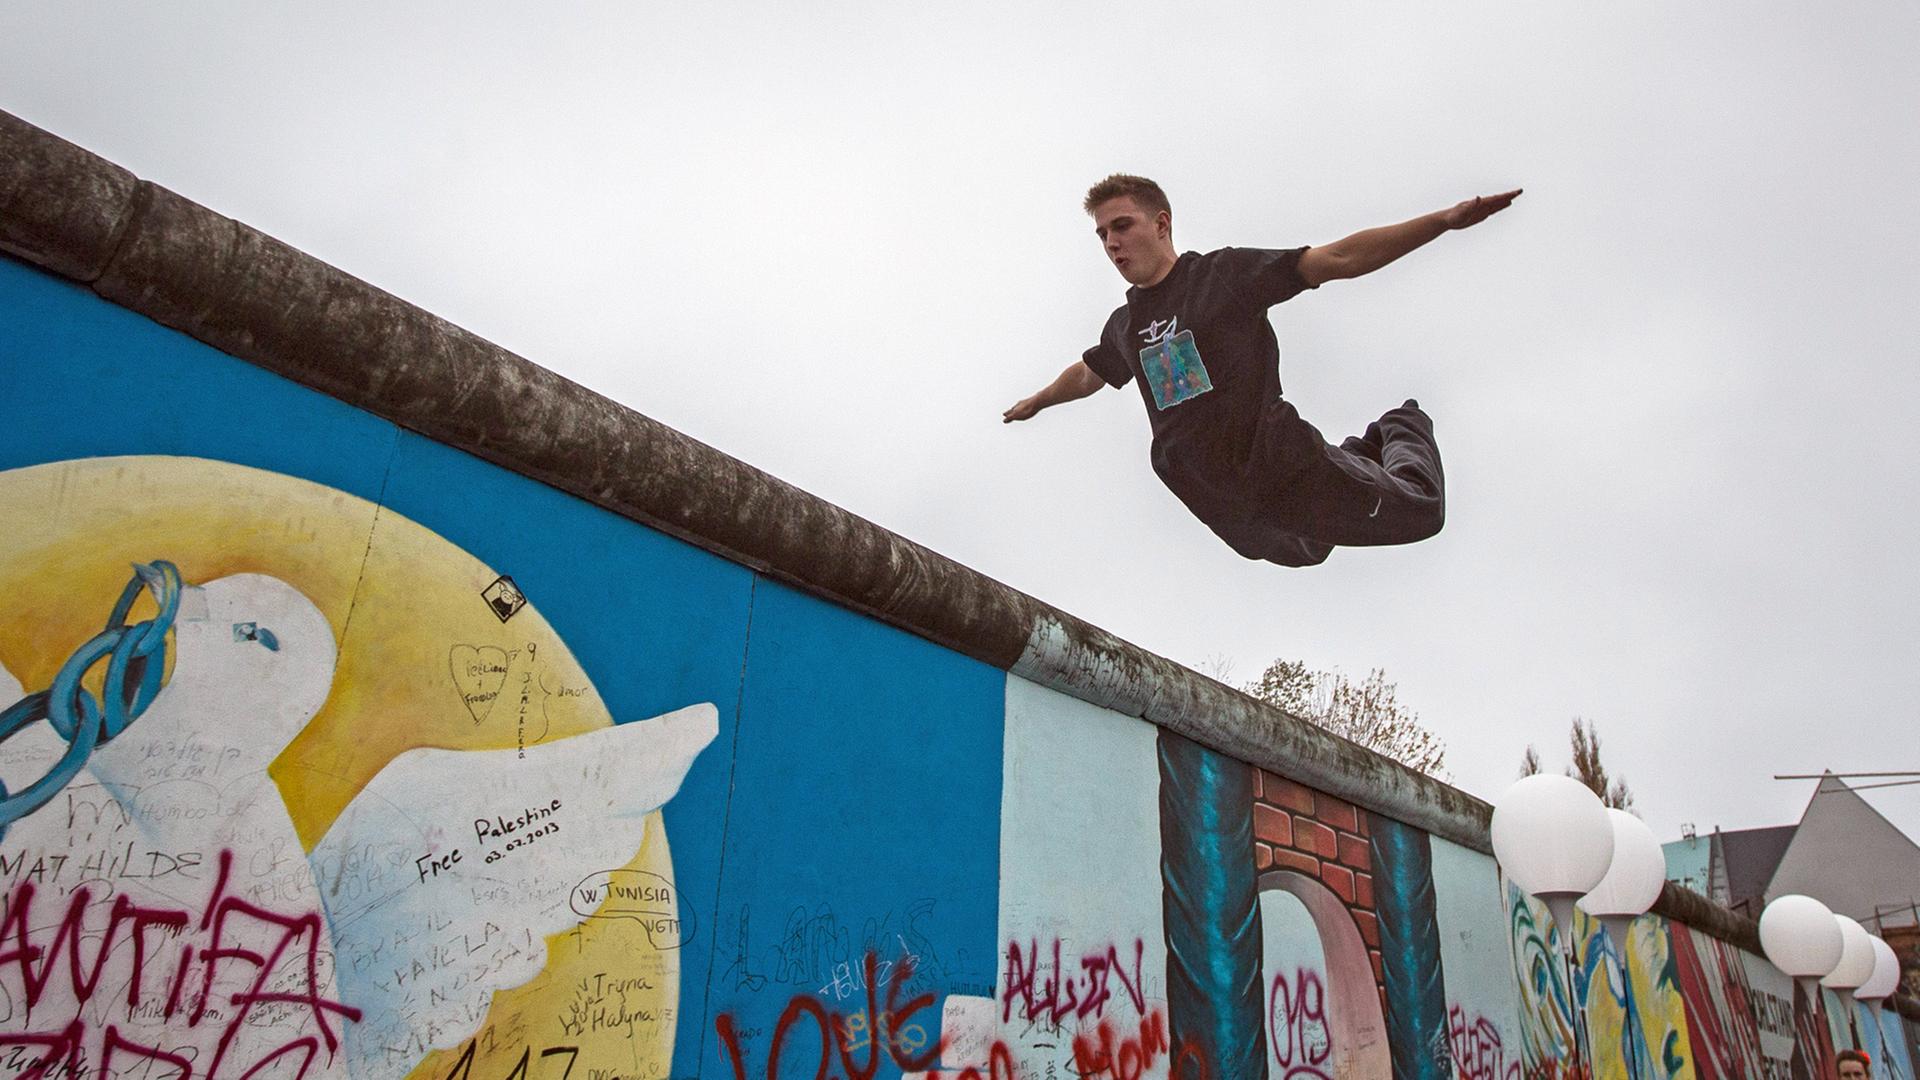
[
  {"xmin": 1447, "ymin": 1005, "xmax": 1522, "ymax": 1080},
  {"xmin": 0, "ymin": 849, "xmax": 361, "ymax": 1079},
  {"xmin": 998, "ymin": 939, "xmax": 1209, "ymax": 1080},
  {"xmin": 1001, "ymin": 940, "xmax": 1147, "ymax": 1029},
  {"xmin": 1071, "ymin": 1011, "xmax": 1167, "ymax": 1080},
  {"xmin": 718, "ymin": 950, "xmax": 1211, "ymax": 1080},
  {"xmin": 1268, "ymin": 969, "xmax": 1333, "ymax": 1080},
  {"xmin": 715, "ymin": 953, "xmax": 943, "ymax": 1080}
]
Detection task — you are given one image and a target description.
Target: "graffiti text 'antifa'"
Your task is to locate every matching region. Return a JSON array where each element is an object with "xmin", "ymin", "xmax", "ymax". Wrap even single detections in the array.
[{"xmin": 0, "ymin": 850, "xmax": 361, "ymax": 1077}]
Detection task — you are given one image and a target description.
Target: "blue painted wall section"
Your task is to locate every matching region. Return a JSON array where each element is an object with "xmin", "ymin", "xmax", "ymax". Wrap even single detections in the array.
[{"xmin": 709, "ymin": 578, "xmax": 1002, "ymax": 1080}]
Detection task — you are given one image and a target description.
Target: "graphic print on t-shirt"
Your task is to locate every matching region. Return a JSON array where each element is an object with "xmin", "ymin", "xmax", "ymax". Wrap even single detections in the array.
[{"xmin": 1137, "ymin": 317, "xmax": 1213, "ymax": 410}]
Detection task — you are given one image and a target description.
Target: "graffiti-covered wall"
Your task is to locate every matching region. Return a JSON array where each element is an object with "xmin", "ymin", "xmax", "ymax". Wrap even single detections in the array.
[{"xmin": 2, "ymin": 112, "xmax": 1916, "ymax": 1080}]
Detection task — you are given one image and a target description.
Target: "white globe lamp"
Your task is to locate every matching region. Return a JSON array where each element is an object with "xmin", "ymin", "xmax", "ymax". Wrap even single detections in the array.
[
  {"xmin": 1823, "ymin": 914, "xmax": 1878, "ymax": 1025},
  {"xmin": 1823, "ymin": 915, "xmax": 1877, "ymax": 991},
  {"xmin": 1858, "ymin": 936, "xmax": 1901, "ymax": 1003},
  {"xmin": 1492, "ymin": 775, "xmax": 1616, "ymax": 936},
  {"xmin": 1578, "ymin": 808, "xmax": 1668, "ymax": 948},
  {"xmin": 1859, "ymin": 935, "xmax": 1901, "ymax": 1037},
  {"xmin": 1759, "ymin": 895, "xmax": 1845, "ymax": 1000}
]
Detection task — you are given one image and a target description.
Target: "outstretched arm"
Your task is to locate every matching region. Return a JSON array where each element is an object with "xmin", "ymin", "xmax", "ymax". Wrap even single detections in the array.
[
  {"xmin": 1003, "ymin": 361, "xmax": 1107, "ymax": 423},
  {"xmin": 1298, "ymin": 189, "xmax": 1521, "ymax": 288}
]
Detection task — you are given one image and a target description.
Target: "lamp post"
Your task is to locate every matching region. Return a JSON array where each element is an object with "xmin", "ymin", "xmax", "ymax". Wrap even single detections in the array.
[
  {"xmin": 1758, "ymin": 895, "xmax": 1845, "ymax": 1031},
  {"xmin": 1492, "ymin": 775, "xmax": 1615, "ymax": 1075},
  {"xmin": 1578, "ymin": 809, "xmax": 1668, "ymax": 1077},
  {"xmin": 1856, "ymin": 936, "xmax": 1901, "ymax": 1065},
  {"xmin": 1821, "ymin": 915, "xmax": 1877, "ymax": 1049}
]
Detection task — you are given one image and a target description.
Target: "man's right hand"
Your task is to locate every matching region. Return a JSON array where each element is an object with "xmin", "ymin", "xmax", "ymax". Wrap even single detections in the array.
[{"xmin": 1004, "ymin": 361, "xmax": 1106, "ymax": 424}]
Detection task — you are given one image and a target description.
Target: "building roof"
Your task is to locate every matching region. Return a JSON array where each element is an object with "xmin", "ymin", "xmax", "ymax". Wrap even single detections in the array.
[{"xmin": 1719, "ymin": 825, "xmax": 1797, "ymax": 915}]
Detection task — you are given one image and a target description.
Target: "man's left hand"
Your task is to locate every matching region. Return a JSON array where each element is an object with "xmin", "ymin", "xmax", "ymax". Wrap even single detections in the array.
[{"xmin": 1443, "ymin": 189, "xmax": 1523, "ymax": 230}]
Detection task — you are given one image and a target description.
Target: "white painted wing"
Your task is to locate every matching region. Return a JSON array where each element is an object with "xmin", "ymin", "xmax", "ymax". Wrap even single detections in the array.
[{"xmin": 308, "ymin": 702, "xmax": 717, "ymax": 1078}]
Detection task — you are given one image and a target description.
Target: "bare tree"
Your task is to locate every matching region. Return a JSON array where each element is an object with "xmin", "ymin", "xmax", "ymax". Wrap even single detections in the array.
[
  {"xmin": 1194, "ymin": 653, "xmax": 1238, "ymax": 684},
  {"xmin": 1243, "ymin": 659, "xmax": 1448, "ymax": 778},
  {"xmin": 1566, "ymin": 718, "xmax": 1634, "ymax": 811},
  {"xmin": 1519, "ymin": 743, "xmax": 1542, "ymax": 778}
]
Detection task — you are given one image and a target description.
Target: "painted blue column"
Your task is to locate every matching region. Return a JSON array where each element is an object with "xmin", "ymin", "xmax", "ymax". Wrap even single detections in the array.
[
  {"xmin": 1157, "ymin": 729, "xmax": 1265, "ymax": 1080},
  {"xmin": 1369, "ymin": 814, "xmax": 1450, "ymax": 1080}
]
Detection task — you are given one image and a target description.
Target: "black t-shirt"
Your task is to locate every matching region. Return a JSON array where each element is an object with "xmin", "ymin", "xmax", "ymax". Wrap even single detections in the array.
[{"xmin": 1082, "ymin": 247, "xmax": 1316, "ymax": 519}]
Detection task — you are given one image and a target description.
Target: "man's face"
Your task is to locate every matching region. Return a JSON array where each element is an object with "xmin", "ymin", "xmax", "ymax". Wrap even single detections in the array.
[
  {"xmin": 1091, "ymin": 196, "xmax": 1176, "ymax": 287},
  {"xmin": 1837, "ymin": 1058, "xmax": 1869, "ymax": 1080}
]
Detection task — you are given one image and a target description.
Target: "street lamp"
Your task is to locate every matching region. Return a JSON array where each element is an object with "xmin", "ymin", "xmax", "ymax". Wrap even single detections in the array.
[
  {"xmin": 1822, "ymin": 915, "xmax": 1877, "ymax": 1048},
  {"xmin": 1491, "ymin": 775, "xmax": 1615, "ymax": 1075},
  {"xmin": 1576, "ymin": 808, "xmax": 1667, "ymax": 1076},
  {"xmin": 1759, "ymin": 895, "xmax": 1844, "ymax": 1007},
  {"xmin": 1578, "ymin": 809, "xmax": 1667, "ymax": 946},
  {"xmin": 1823, "ymin": 915, "xmax": 1877, "ymax": 992},
  {"xmin": 1857, "ymin": 936, "xmax": 1902, "ymax": 1064},
  {"xmin": 1491, "ymin": 775, "xmax": 1616, "ymax": 935},
  {"xmin": 1858, "ymin": 936, "xmax": 1901, "ymax": 1003}
]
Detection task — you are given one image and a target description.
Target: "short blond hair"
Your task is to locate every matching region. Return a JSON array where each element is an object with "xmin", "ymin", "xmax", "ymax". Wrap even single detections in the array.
[{"xmin": 1084, "ymin": 174, "xmax": 1170, "ymax": 219}]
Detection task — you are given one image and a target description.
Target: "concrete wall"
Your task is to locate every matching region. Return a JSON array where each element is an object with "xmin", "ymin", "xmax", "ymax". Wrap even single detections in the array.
[{"xmin": 1, "ymin": 111, "xmax": 1915, "ymax": 1080}]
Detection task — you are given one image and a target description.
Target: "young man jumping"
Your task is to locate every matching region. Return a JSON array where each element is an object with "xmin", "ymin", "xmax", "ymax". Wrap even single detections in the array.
[{"xmin": 1004, "ymin": 175, "xmax": 1519, "ymax": 567}]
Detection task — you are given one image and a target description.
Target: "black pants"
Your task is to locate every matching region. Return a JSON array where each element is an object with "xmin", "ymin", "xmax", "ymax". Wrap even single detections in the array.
[{"xmin": 1213, "ymin": 398, "xmax": 1445, "ymax": 567}]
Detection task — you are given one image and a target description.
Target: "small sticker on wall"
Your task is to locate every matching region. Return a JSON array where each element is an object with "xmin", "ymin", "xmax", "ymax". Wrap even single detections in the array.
[
  {"xmin": 231, "ymin": 621, "xmax": 280, "ymax": 651},
  {"xmin": 939, "ymin": 995, "xmax": 998, "ymax": 1071},
  {"xmin": 481, "ymin": 575, "xmax": 526, "ymax": 623}
]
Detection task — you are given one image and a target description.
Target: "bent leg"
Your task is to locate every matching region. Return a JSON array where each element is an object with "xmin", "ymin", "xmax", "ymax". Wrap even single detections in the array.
[
  {"xmin": 1375, "ymin": 399, "xmax": 1443, "ymax": 508},
  {"xmin": 1248, "ymin": 398, "xmax": 1446, "ymax": 549}
]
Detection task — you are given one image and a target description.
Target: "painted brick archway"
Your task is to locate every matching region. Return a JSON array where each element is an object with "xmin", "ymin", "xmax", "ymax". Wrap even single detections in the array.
[{"xmin": 1252, "ymin": 769, "xmax": 1388, "ymax": 994}]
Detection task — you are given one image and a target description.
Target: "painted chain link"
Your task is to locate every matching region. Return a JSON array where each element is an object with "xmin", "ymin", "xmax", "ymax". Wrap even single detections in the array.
[{"xmin": 0, "ymin": 560, "xmax": 182, "ymax": 839}]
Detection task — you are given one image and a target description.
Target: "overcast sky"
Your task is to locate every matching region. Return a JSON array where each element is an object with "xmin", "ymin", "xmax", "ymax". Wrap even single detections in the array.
[{"xmin": 6, "ymin": 2, "xmax": 1919, "ymax": 857}]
